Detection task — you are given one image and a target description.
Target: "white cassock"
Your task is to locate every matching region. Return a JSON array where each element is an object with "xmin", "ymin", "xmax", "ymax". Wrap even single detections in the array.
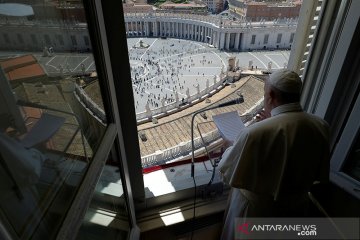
[{"xmin": 218, "ymin": 103, "xmax": 330, "ymax": 240}]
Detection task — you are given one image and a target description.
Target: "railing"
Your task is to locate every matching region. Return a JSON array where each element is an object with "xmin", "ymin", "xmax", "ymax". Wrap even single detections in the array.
[
  {"xmin": 141, "ymin": 101, "xmax": 264, "ymax": 168},
  {"xmin": 135, "ymin": 74, "xmax": 225, "ymax": 121},
  {"xmin": 74, "ymin": 84, "xmax": 106, "ymax": 123}
]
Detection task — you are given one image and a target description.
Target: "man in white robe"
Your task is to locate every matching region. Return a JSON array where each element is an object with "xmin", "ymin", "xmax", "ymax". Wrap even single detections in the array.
[{"xmin": 219, "ymin": 69, "xmax": 330, "ymax": 240}]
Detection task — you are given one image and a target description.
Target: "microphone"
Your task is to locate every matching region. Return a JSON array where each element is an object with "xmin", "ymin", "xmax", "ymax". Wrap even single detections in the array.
[
  {"xmin": 190, "ymin": 95, "xmax": 244, "ymax": 178},
  {"xmin": 216, "ymin": 96, "xmax": 244, "ymax": 108}
]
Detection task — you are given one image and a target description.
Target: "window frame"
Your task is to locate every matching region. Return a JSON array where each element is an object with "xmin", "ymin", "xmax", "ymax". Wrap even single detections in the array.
[
  {"xmin": 56, "ymin": 0, "xmax": 360, "ymax": 238},
  {"xmin": 53, "ymin": 0, "xmax": 141, "ymax": 239},
  {"xmin": 298, "ymin": 0, "xmax": 360, "ymax": 199},
  {"xmin": 251, "ymin": 34, "xmax": 256, "ymax": 44},
  {"xmin": 264, "ymin": 34, "xmax": 269, "ymax": 44}
]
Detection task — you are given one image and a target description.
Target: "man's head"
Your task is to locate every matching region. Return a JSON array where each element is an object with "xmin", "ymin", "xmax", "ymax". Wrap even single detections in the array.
[{"xmin": 264, "ymin": 69, "xmax": 302, "ymax": 114}]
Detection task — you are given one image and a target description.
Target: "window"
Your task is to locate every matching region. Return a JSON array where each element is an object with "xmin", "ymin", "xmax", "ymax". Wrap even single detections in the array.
[
  {"xmin": 264, "ymin": 34, "xmax": 269, "ymax": 44},
  {"xmin": 276, "ymin": 33, "xmax": 282, "ymax": 43},
  {"xmin": 44, "ymin": 34, "xmax": 51, "ymax": 45},
  {"xmin": 71, "ymin": 35, "xmax": 77, "ymax": 46},
  {"xmin": 0, "ymin": 1, "xmax": 137, "ymax": 239},
  {"xmin": 343, "ymin": 129, "xmax": 360, "ymax": 182},
  {"xmin": 2, "ymin": 0, "xmax": 359, "ymax": 239},
  {"xmin": 290, "ymin": 32, "xmax": 295, "ymax": 43},
  {"xmin": 30, "ymin": 34, "xmax": 38, "ymax": 45},
  {"xmin": 56, "ymin": 34, "xmax": 64, "ymax": 45},
  {"xmin": 251, "ymin": 34, "xmax": 256, "ymax": 44},
  {"xmin": 16, "ymin": 34, "xmax": 23, "ymax": 44},
  {"xmin": 290, "ymin": 0, "xmax": 360, "ymax": 200},
  {"xmin": 84, "ymin": 36, "xmax": 90, "ymax": 46},
  {"xmin": 3, "ymin": 33, "xmax": 10, "ymax": 44}
]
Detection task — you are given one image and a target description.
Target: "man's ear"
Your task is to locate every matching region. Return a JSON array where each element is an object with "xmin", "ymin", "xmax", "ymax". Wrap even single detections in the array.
[{"xmin": 269, "ymin": 87, "xmax": 276, "ymax": 100}]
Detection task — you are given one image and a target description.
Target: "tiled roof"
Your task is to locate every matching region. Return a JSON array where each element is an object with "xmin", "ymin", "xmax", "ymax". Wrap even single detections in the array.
[
  {"xmin": 6, "ymin": 63, "xmax": 45, "ymax": 81},
  {"xmin": 0, "ymin": 55, "xmax": 36, "ymax": 72},
  {"xmin": 0, "ymin": 55, "xmax": 45, "ymax": 82}
]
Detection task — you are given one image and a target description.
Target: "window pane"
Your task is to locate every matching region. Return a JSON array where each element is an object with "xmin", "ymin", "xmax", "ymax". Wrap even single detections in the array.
[
  {"xmin": 76, "ymin": 151, "xmax": 130, "ymax": 240},
  {"xmin": 120, "ymin": 2, "xmax": 300, "ymax": 195},
  {"xmin": 251, "ymin": 34, "xmax": 256, "ymax": 44},
  {"xmin": 0, "ymin": 1, "xmax": 109, "ymax": 239},
  {"xmin": 343, "ymin": 130, "xmax": 360, "ymax": 181},
  {"xmin": 264, "ymin": 34, "xmax": 269, "ymax": 44}
]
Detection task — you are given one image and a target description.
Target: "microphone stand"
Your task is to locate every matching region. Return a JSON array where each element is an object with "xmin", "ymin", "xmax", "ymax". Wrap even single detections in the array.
[
  {"xmin": 190, "ymin": 96, "xmax": 244, "ymax": 178},
  {"xmin": 189, "ymin": 96, "xmax": 243, "ymax": 240}
]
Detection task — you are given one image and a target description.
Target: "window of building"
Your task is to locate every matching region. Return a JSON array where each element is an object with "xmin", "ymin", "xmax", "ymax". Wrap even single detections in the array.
[
  {"xmin": 276, "ymin": 33, "xmax": 282, "ymax": 43},
  {"xmin": 0, "ymin": 1, "xmax": 137, "ymax": 239},
  {"xmin": 84, "ymin": 36, "xmax": 90, "ymax": 46},
  {"xmin": 71, "ymin": 35, "xmax": 77, "ymax": 46},
  {"xmin": 251, "ymin": 34, "xmax": 256, "ymax": 44},
  {"xmin": 264, "ymin": 34, "xmax": 269, "ymax": 44},
  {"xmin": 2, "ymin": 0, "xmax": 359, "ymax": 239},
  {"xmin": 44, "ymin": 34, "xmax": 51, "ymax": 45},
  {"xmin": 31, "ymin": 34, "xmax": 38, "ymax": 45},
  {"xmin": 343, "ymin": 129, "xmax": 360, "ymax": 182},
  {"xmin": 290, "ymin": 32, "xmax": 295, "ymax": 43},
  {"xmin": 16, "ymin": 34, "xmax": 23, "ymax": 44},
  {"xmin": 293, "ymin": 0, "xmax": 360, "ymax": 200},
  {"xmin": 3, "ymin": 33, "xmax": 10, "ymax": 44},
  {"xmin": 56, "ymin": 34, "xmax": 64, "ymax": 45}
]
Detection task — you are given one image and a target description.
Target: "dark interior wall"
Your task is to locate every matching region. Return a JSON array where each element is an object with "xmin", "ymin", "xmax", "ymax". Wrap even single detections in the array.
[{"xmin": 311, "ymin": 183, "xmax": 360, "ymax": 217}]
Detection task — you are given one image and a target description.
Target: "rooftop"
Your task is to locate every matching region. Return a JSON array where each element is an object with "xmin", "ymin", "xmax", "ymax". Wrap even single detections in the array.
[{"xmin": 137, "ymin": 75, "xmax": 264, "ymax": 157}]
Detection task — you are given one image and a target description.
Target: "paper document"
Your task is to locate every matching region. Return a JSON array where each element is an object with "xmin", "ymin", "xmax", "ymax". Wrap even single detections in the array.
[{"xmin": 212, "ymin": 111, "xmax": 245, "ymax": 144}]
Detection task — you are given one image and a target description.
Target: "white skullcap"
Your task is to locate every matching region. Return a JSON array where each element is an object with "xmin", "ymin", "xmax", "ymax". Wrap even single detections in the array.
[{"xmin": 268, "ymin": 69, "xmax": 302, "ymax": 94}]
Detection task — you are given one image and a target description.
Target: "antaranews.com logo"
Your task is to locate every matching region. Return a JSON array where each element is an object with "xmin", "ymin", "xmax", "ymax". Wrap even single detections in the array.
[
  {"xmin": 235, "ymin": 218, "xmax": 359, "ymax": 239},
  {"xmin": 237, "ymin": 222, "xmax": 317, "ymax": 237}
]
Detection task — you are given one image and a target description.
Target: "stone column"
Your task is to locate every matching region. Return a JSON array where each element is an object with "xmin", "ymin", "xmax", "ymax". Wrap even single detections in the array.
[
  {"xmin": 175, "ymin": 22, "xmax": 178, "ymax": 37},
  {"xmin": 213, "ymin": 31, "xmax": 218, "ymax": 48},
  {"xmin": 186, "ymin": 24, "xmax": 189, "ymax": 39},
  {"xmin": 225, "ymin": 33, "xmax": 230, "ymax": 50},
  {"xmin": 234, "ymin": 32, "xmax": 240, "ymax": 51},
  {"xmin": 220, "ymin": 32, "xmax": 225, "ymax": 49},
  {"xmin": 201, "ymin": 26, "xmax": 204, "ymax": 41}
]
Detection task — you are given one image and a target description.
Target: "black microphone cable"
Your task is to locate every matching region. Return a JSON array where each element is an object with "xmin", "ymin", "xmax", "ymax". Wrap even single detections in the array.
[
  {"xmin": 190, "ymin": 168, "xmax": 197, "ymax": 240},
  {"xmin": 189, "ymin": 96, "xmax": 244, "ymax": 239}
]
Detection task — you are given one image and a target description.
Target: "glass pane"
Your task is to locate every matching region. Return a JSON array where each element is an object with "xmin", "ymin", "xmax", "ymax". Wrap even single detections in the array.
[
  {"xmin": 0, "ymin": 1, "xmax": 108, "ymax": 239},
  {"xmin": 343, "ymin": 130, "xmax": 360, "ymax": 181},
  {"xmin": 76, "ymin": 151, "xmax": 130, "ymax": 240},
  {"xmin": 121, "ymin": 11, "xmax": 298, "ymax": 174}
]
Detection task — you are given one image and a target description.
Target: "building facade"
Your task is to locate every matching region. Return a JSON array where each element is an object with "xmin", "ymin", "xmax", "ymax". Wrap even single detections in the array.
[
  {"xmin": 0, "ymin": 13, "xmax": 297, "ymax": 52},
  {"xmin": 228, "ymin": 0, "xmax": 302, "ymax": 21}
]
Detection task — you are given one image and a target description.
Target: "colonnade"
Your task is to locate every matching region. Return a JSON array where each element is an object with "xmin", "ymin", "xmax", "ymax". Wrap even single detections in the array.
[{"xmin": 125, "ymin": 20, "xmax": 245, "ymax": 51}]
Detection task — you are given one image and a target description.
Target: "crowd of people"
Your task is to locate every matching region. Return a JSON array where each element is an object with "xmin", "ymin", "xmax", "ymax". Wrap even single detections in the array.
[{"xmin": 128, "ymin": 39, "xmax": 223, "ymax": 113}]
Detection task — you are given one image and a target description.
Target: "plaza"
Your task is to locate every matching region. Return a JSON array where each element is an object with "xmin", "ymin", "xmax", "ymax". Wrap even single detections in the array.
[{"xmin": 35, "ymin": 37, "xmax": 290, "ymax": 119}]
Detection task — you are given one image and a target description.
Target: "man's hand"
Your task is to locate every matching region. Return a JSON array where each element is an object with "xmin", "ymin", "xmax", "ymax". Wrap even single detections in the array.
[{"xmin": 255, "ymin": 109, "xmax": 271, "ymax": 122}]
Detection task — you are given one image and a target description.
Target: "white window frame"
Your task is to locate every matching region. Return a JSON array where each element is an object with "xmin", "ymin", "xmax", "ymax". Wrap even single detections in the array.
[
  {"xmin": 330, "ymin": 94, "xmax": 360, "ymax": 199},
  {"xmin": 299, "ymin": 0, "xmax": 360, "ymax": 199}
]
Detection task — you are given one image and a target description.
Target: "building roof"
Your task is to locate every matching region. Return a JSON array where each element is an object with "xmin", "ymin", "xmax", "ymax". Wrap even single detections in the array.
[
  {"xmin": 0, "ymin": 55, "xmax": 37, "ymax": 72},
  {"xmin": 6, "ymin": 63, "xmax": 45, "ymax": 82},
  {"xmin": 14, "ymin": 82, "xmax": 92, "ymax": 157},
  {"xmin": 0, "ymin": 55, "xmax": 46, "ymax": 82}
]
